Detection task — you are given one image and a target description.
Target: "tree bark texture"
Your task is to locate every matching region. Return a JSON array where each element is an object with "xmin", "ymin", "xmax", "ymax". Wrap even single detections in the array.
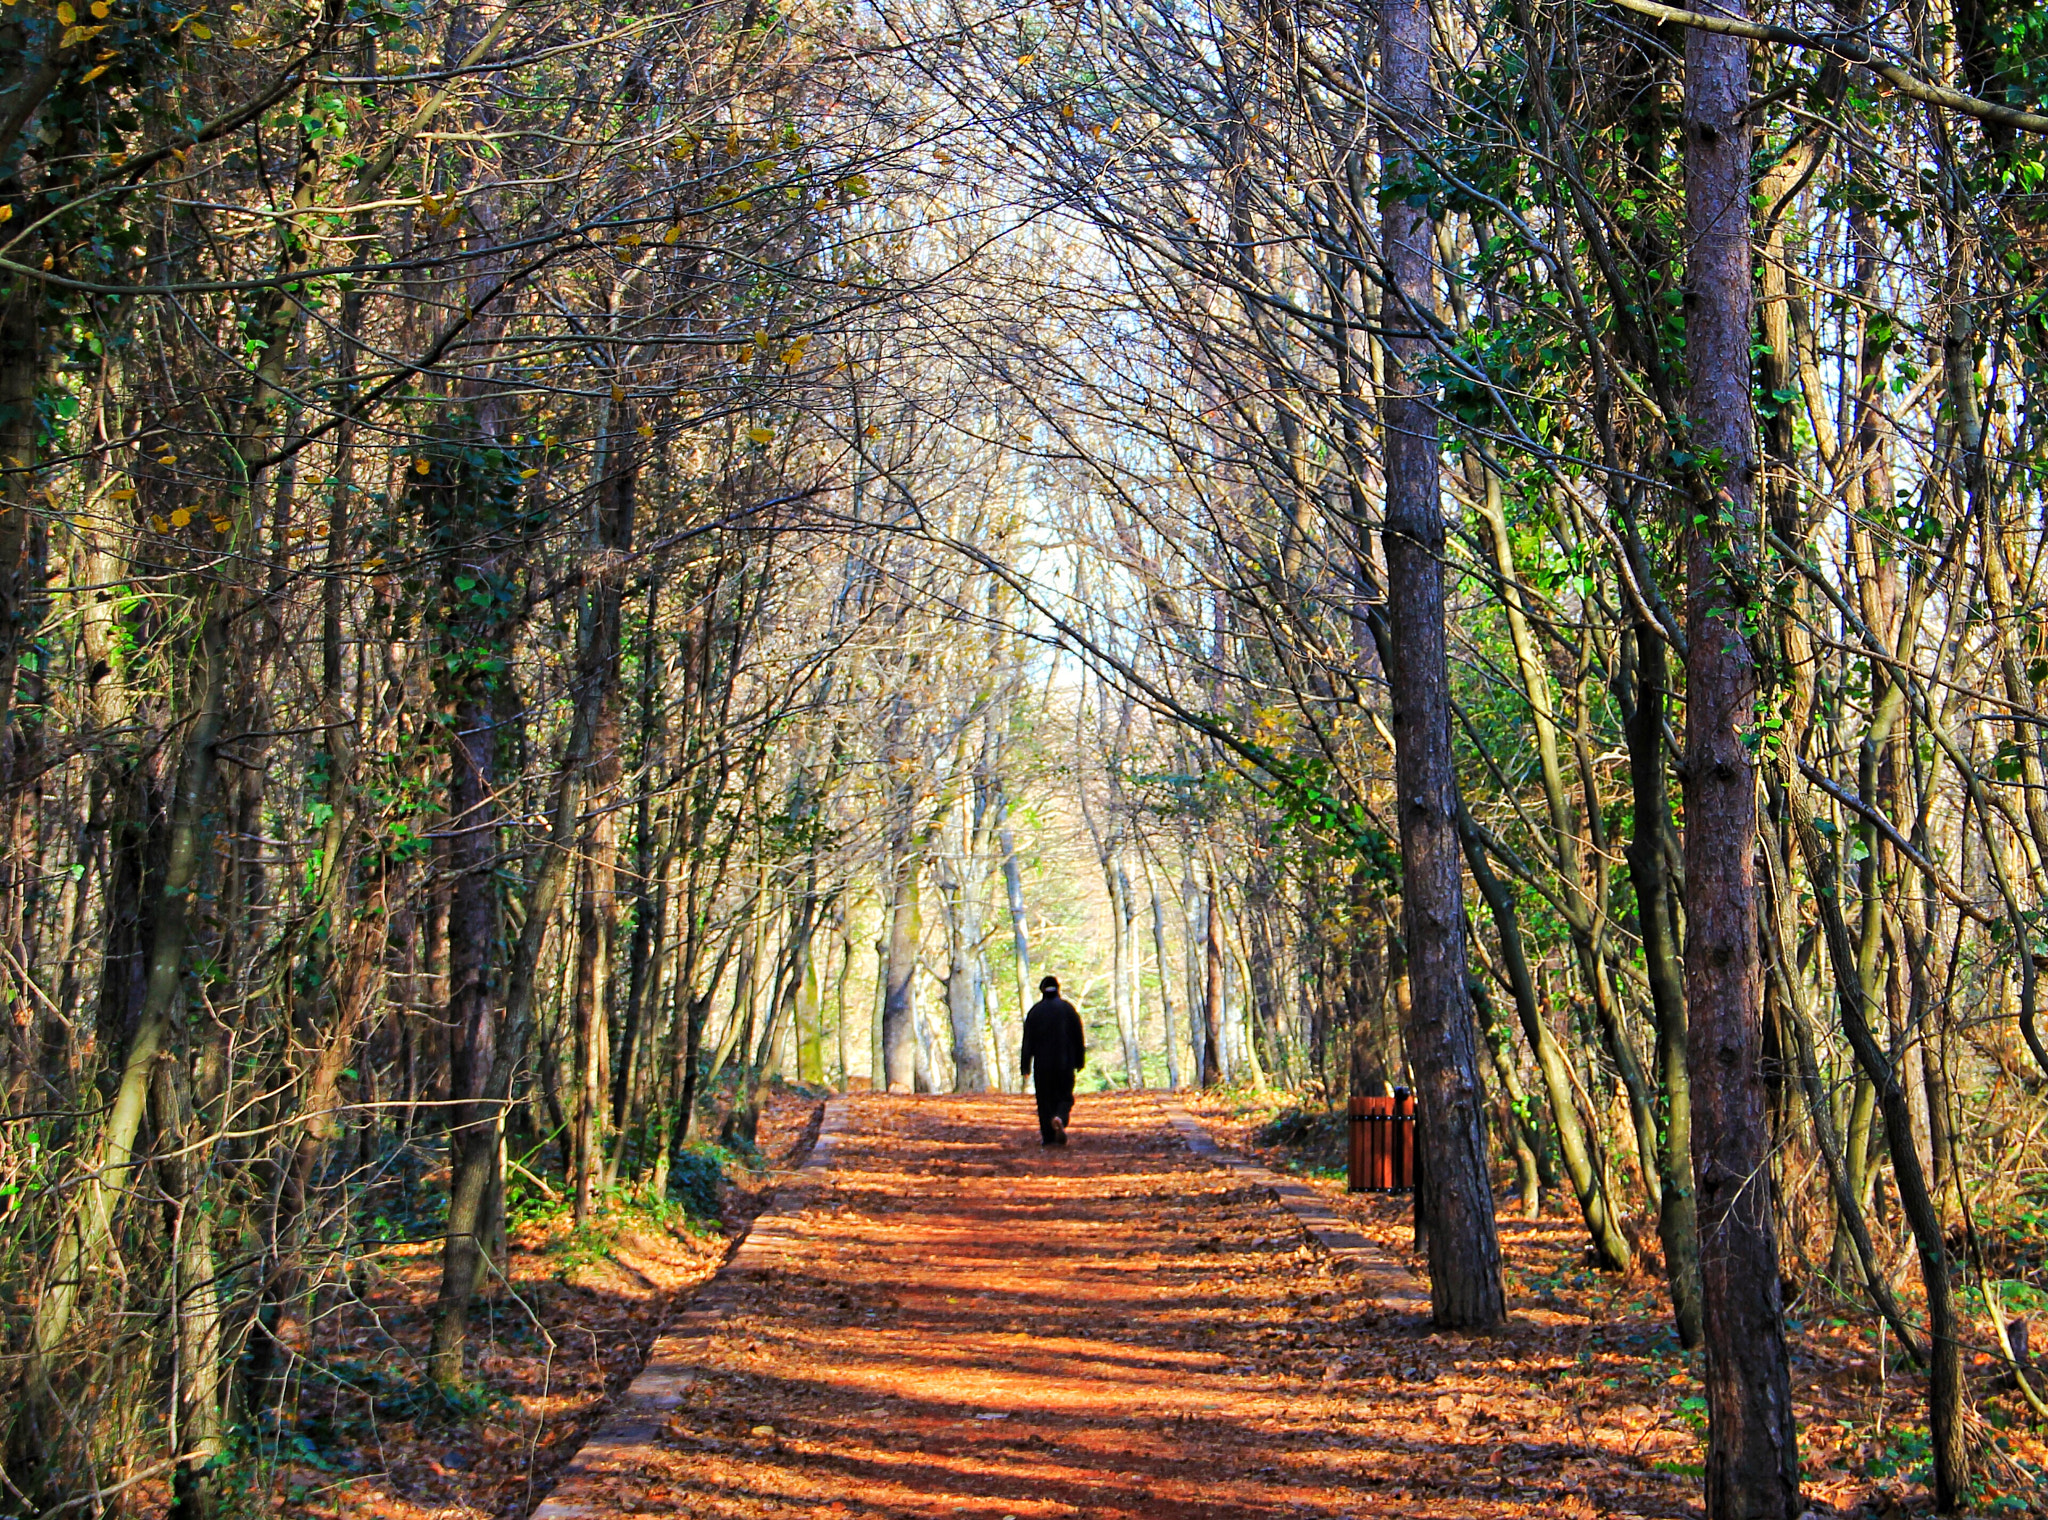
[
  {"xmin": 1460, "ymin": 808, "xmax": 1633, "ymax": 1270},
  {"xmin": 882, "ymin": 843, "xmax": 922, "ymax": 1092},
  {"xmin": 426, "ymin": 681, "xmax": 502, "ymax": 1389},
  {"xmin": 1377, "ymin": 0, "xmax": 1505, "ymax": 1330},
  {"xmin": 1625, "ymin": 625, "xmax": 1704, "ymax": 1347},
  {"xmin": 1682, "ymin": 9, "xmax": 1802, "ymax": 1510},
  {"xmin": 1202, "ymin": 870, "xmax": 1224, "ymax": 1087}
]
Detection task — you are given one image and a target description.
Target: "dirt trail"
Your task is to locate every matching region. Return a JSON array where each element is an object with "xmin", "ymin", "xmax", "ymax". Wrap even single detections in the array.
[{"xmin": 536, "ymin": 1093, "xmax": 1699, "ymax": 1519}]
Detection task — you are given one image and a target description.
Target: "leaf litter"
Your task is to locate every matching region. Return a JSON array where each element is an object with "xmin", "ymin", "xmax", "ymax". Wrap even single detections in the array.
[{"xmin": 282, "ymin": 1091, "xmax": 2048, "ymax": 1519}]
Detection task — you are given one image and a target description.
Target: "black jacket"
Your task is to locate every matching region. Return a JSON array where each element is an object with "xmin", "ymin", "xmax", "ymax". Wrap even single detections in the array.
[{"xmin": 1020, "ymin": 996, "xmax": 1086, "ymax": 1081}]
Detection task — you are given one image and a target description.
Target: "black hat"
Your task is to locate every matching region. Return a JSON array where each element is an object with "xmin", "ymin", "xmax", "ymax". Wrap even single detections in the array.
[{"xmin": 1039, "ymin": 975, "xmax": 1059, "ymax": 993}]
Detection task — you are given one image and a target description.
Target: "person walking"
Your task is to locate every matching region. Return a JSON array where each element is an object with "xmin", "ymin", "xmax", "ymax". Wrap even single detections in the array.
[{"xmin": 1020, "ymin": 975, "xmax": 1086, "ymax": 1146}]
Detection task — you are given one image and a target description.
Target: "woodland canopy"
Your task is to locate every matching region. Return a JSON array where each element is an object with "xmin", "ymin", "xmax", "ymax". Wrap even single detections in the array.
[{"xmin": 1, "ymin": 0, "xmax": 2046, "ymax": 1514}]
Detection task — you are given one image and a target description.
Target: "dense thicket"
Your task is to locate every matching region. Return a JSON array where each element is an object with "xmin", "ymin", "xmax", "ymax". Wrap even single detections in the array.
[{"xmin": 3, "ymin": 0, "xmax": 2047, "ymax": 1514}]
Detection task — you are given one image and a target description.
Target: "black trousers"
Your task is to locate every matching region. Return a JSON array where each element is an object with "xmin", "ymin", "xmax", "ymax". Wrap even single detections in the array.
[{"xmin": 1034, "ymin": 1070, "xmax": 1075, "ymax": 1144}]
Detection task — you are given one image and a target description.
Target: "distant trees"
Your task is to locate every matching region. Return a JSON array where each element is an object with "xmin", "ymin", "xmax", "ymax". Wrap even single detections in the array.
[
  {"xmin": 916, "ymin": 0, "xmax": 2048, "ymax": 1508},
  {"xmin": 5, "ymin": 0, "xmax": 2048, "ymax": 1514}
]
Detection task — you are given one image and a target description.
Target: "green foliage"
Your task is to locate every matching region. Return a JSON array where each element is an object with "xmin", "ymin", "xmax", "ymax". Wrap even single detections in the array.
[
  {"xmin": 666, "ymin": 1140, "xmax": 735, "ymax": 1221},
  {"xmin": 1253, "ymin": 1105, "xmax": 1346, "ymax": 1177},
  {"xmin": 1861, "ymin": 1423, "xmax": 1932, "ymax": 1484}
]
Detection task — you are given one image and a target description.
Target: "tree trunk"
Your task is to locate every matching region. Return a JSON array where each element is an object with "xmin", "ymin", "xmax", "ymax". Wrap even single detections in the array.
[
  {"xmin": 1681, "ymin": 7, "xmax": 1801, "ymax": 1506},
  {"xmin": 1202, "ymin": 867, "xmax": 1225, "ymax": 1088},
  {"xmin": 427, "ymin": 678, "xmax": 503, "ymax": 1389},
  {"xmin": 1242, "ymin": 877, "xmax": 1288, "ymax": 1084},
  {"xmin": 1377, "ymin": 0, "xmax": 1505, "ymax": 1329},
  {"xmin": 1182, "ymin": 857, "xmax": 1207, "ymax": 1085},
  {"xmin": 882, "ymin": 843, "xmax": 923, "ymax": 1091},
  {"xmin": 797, "ymin": 907, "xmax": 826, "ymax": 1084},
  {"xmin": 156, "ymin": 1038, "xmax": 227, "ymax": 1520},
  {"xmin": 612, "ymin": 596, "xmax": 667, "ymax": 1157},
  {"xmin": 940, "ymin": 864, "xmax": 989, "ymax": 1092},
  {"xmin": 997, "ymin": 790, "xmax": 1032, "ymax": 1031},
  {"xmin": 1787, "ymin": 788, "xmax": 1965, "ymax": 1509},
  {"xmin": 1472, "ymin": 975, "xmax": 1542, "ymax": 1220},
  {"xmin": 833, "ymin": 899, "xmax": 854, "ymax": 1087},
  {"xmin": 1626, "ymin": 624, "xmax": 1704, "ymax": 1347},
  {"xmin": 12, "ymin": 613, "xmax": 227, "ymax": 1486},
  {"xmin": 1460, "ymin": 808, "xmax": 1631, "ymax": 1268},
  {"xmin": 430, "ymin": 408, "xmax": 635, "ymax": 1385},
  {"xmin": 872, "ymin": 934, "xmax": 887, "ymax": 1089},
  {"xmin": 571, "ymin": 842, "xmax": 614, "ymax": 1224},
  {"xmin": 1108, "ymin": 858, "xmax": 1143, "ymax": 1086},
  {"xmin": 1761, "ymin": 805, "xmax": 1924, "ymax": 1361},
  {"xmin": 978, "ymin": 948, "xmax": 1007, "ymax": 1092},
  {"xmin": 1144, "ymin": 856, "xmax": 1183, "ymax": 1090}
]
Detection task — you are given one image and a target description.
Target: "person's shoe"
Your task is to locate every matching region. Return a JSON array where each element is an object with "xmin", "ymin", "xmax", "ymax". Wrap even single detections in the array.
[{"xmin": 1053, "ymin": 1117, "xmax": 1068, "ymax": 1145}]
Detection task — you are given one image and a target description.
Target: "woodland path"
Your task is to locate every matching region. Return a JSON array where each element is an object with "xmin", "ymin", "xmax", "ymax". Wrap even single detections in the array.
[{"xmin": 528, "ymin": 1094, "xmax": 1694, "ymax": 1520}]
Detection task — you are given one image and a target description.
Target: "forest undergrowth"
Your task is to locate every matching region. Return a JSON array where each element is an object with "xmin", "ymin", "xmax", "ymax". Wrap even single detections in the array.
[
  {"xmin": 256, "ymin": 1093, "xmax": 824, "ymax": 1520},
  {"xmin": 1188, "ymin": 1093, "xmax": 2048, "ymax": 1518}
]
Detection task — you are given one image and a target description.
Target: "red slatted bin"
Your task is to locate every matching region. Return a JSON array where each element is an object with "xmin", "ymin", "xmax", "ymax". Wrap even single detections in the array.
[{"xmin": 1347, "ymin": 1090, "xmax": 1415, "ymax": 1192}]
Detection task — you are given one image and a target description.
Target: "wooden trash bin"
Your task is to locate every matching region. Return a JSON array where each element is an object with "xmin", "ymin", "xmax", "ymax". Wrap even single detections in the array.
[{"xmin": 1347, "ymin": 1089, "xmax": 1415, "ymax": 1192}]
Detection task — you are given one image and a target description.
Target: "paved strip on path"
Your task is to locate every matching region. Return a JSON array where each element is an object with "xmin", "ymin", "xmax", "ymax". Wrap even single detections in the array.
[
  {"xmin": 529, "ymin": 1093, "xmax": 1682, "ymax": 1519},
  {"xmin": 1155, "ymin": 1096, "xmax": 1430, "ymax": 1319}
]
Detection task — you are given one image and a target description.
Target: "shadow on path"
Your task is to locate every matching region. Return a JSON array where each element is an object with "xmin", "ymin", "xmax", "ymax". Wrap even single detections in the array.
[{"xmin": 533, "ymin": 1093, "xmax": 1699, "ymax": 1520}]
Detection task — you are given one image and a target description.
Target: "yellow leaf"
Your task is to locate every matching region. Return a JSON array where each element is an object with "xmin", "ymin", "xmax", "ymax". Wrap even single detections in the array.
[
  {"xmin": 79, "ymin": 63, "xmax": 108, "ymax": 81},
  {"xmin": 167, "ymin": 11, "xmax": 185, "ymax": 29},
  {"xmin": 210, "ymin": 515, "xmax": 231, "ymax": 533},
  {"xmin": 108, "ymin": 488, "xmax": 136, "ymax": 500},
  {"xmin": 60, "ymin": 23, "xmax": 106, "ymax": 45},
  {"xmin": 779, "ymin": 338, "xmax": 809, "ymax": 365},
  {"xmin": 636, "ymin": 423, "xmax": 654, "ymax": 439},
  {"xmin": 746, "ymin": 426, "xmax": 774, "ymax": 445},
  {"xmin": 90, "ymin": 1, "xmax": 109, "ymax": 15},
  {"xmin": 232, "ymin": 33, "xmax": 256, "ymax": 46},
  {"xmin": 0, "ymin": 207, "xmax": 11, "ymax": 224},
  {"xmin": 619, "ymin": 231, "xmax": 642, "ymax": 248},
  {"xmin": 148, "ymin": 514, "xmax": 168, "ymax": 532},
  {"xmin": 726, "ymin": 126, "xmax": 742, "ymax": 154},
  {"xmin": 519, "ymin": 467, "xmax": 539, "ymax": 480},
  {"xmin": 752, "ymin": 330, "xmax": 771, "ymax": 352},
  {"xmin": 56, "ymin": 1, "xmax": 75, "ymax": 22},
  {"xmin": 611, "ymin": 384, "xmax": 625, "ymax": 403},
  {"xmin": 169, "ymin": 507, "xmax": 192, "ymax": 527},
  {"xmin": 662, "ymin": 225, "xmax": 681, "ymax": 244},
  {"xmin": 412, "ymin": 457, "xmax": 430, "ymax": 474},
  {"xmin": 188, "ymin": 20, "xmax": 210, "ymax": 38},
  {"xmin": 1060, "ymin": 101, "xmax": 1075, "ymax": 121},
  {"xmin": 1016, "ymin": 51, "xmax": 1034, "ymax": 64}
]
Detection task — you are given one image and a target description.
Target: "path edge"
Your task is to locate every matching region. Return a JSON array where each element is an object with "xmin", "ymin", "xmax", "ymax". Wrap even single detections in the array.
[
  {"xmin": 528, "ymin": 1096, "xmax": 850, "ymax": 1519},
  {"xmin": 1153, "ymin": 1095, "xmax": 1431, "ymax": 1319}
]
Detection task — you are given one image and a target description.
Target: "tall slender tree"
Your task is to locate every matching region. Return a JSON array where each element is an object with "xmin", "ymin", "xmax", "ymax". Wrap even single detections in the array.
[
  {"xmin": 1680, "ymin": 3, "xmax": 1800, "ymax": 1510},
  {"xmin": 1375, "ymin": 0, "xmax": 1505, "ymax": 1330}
]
